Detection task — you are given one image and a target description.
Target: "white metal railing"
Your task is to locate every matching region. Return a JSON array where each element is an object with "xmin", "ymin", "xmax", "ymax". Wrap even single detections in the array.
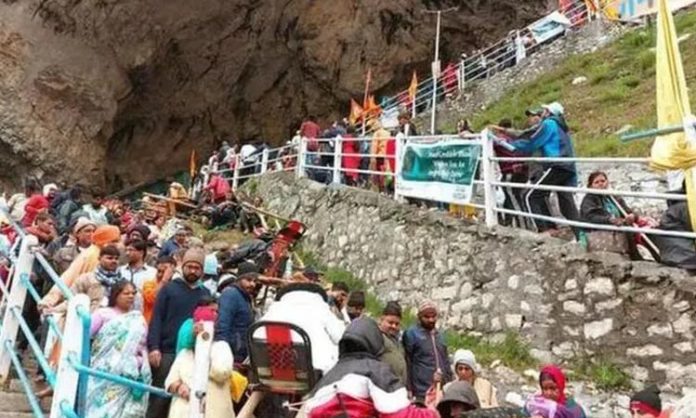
[
  {"xmin": 361, "ymin": 0, "xmax": 596, "ymax": 135},
  {"xmin": 283, "ymin": 131, "xmax": 695, "ymax": 242}
]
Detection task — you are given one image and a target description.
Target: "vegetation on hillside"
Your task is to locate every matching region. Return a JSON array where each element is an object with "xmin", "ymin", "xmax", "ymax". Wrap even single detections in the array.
[{"xmin": 462, "ymin": 10, "xmax": 696, "ymax": 158}]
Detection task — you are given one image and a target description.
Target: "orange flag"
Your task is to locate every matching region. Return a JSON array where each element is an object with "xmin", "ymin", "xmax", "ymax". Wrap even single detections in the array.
[
  {"xmin": 365, "ymin": 95, "xmax": 382, "ymax": 116},
  {"xmin": 408, "ymin": 71, "xmax": 418, "ymax": 101},
  {"xmin": 349, "ymin": 98, "xmax": 364, "ymax": 125}
]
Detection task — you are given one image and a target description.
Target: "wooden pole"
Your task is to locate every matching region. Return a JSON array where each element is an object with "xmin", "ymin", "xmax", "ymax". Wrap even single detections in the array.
[{"xmin": 142, "ymin": 192, "xmax": 198, "ymax": 209}]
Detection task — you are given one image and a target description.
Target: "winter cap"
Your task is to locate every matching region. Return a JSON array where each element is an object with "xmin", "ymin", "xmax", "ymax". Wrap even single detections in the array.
[
  {"xmin": 43, "ymin": 184, "xmax": 58, "ymax": 197},
  {"xmin": 127, "ymin": 224, "xmax": 151, "ymax": 241},
  {"xmin": 93, "ymin": 225, "xmax": 121, "ymax": 247},
  {"xmin": 418, "ymin": 299, "xmax": 438, "ymax": 315},
  {"xmin": 303, "ymin": 266, "xmax": 320, "ymax": 282},
  {"xmin": 630, "ymin": 385, "xmax": 662, "ymax": 416},
  {"xmin": 73, "ymin": 217, "xmax": 96, "ymax": 234},
  {"xmin": 437, "ymin": 381, "xmax": 480, "ymax": 416},
  {"xmin": 525, "ymin": 108, "xmax": 543, "ymax": 117},
  {"xmin": 542, "ymin": 102, "xmax": 564, "ymax": 116},
  {"xmin": 347, "ymin": 290, "xmax": 366, "ymax": 308},
  {"xmin": 182, "ymin": 248, "xmax": 205, "ymax": 268},
  {"xmin": 453, "ymin": 349, "xmax": 480, "ymax": 374},
  {"xmin": 237, "ymin": 261, "xmax": 260, "ymax": 280},
  {"xmin": 175, "ymin": 226, "xmax": 189, "ymax": 235}
]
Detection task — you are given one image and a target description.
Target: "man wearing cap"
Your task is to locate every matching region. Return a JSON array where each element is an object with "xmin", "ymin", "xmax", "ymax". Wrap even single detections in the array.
[
  {"xmin": 509, "ymin": 101, "xmax": 580, "ymax": 236},
  {"xmin": 214, "ymin": 261, "xmax": 257, "ymax": 362},
  {"xmin": 52, "ymin": 217, "xmax": 96, "ymax": 274},
  {"xmin": 158, "ymin": 226, "xmax": 188, "ymax": 258},
  {"xmin": 403, "ymin": 300, "xmax": 453, "ymax": 403},
  {"xmin": 146, "ymin": 248, "xmax": 211, "ymax": 418}
]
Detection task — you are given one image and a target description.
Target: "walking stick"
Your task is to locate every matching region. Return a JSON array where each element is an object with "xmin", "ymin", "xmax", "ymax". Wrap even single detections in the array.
[{"xmin": 609, "ymin": 195, "xmax": 661, "ymax": 260}]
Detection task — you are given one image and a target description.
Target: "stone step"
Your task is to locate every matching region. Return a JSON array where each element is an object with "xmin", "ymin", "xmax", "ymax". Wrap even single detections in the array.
[
  {"xmin": 0, "ymin": 412, "xmax": 38, "ymax": 418},
  {"xmin": 0, "ymin": 392, "xmax": 51, "ymax": 413}
]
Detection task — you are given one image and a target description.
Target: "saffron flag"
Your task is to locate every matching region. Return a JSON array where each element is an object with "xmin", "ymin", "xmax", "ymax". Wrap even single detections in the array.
[
  {"xmin": 408, "ymin": 71, "xmax": 418, "ymax": 102},
  {"xmin": 365, "ymin": 95, "xmax": 382, "ymax": 116},
  {"xmin": 650, "ymin": 0, "xmax": 696, "ymax": 228},
  {"xmin": 349, "ymin": 98, "xmax": 364, "ymax": 125}
]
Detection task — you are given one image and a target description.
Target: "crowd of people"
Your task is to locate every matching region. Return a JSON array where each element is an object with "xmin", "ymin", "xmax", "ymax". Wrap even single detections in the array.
[{"xmin": 0, "ymin": 174, "xmax": 689, "ymax": 418}]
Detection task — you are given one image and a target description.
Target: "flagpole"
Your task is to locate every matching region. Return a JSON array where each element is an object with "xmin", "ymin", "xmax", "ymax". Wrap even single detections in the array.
[
  {"xmin": 362, "ymin": 68, "xmax": 371, "ymax": 135},
  {"xmin": 423, "ymin": 7, "xmax": 458, "ymax": 135}
]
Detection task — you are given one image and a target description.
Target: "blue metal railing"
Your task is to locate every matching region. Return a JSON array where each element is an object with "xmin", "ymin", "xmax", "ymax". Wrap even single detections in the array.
[{"xmin": 0, "ymin": 206, "xmax": 180, "ymax": 418}]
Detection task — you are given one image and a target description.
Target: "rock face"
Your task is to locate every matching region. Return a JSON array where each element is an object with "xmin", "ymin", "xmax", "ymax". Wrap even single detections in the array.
[
  {"xmin": 0, "ymin": 0, "xmax": 550, "ymax": 191},
  {"xmin": 248, "ymin": 172, "xmax": 696, "ymax": 392}
]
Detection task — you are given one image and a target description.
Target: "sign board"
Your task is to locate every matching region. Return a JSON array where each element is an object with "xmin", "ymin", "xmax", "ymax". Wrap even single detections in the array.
[
  {"xmin": 616, "ymin": 0, "xmax": 696, "ymax": 21},
  {"xmin": 529, "ymin": 11, "xmax": 572, "ymax": 44},
  {"xmin": 396, "ymin": 137, "xmax": 481, "ymax": 204}
]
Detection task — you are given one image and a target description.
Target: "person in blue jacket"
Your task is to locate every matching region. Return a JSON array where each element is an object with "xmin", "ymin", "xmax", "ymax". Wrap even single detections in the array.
[
  {"xmin": 214, "ymin": 261, "xmax": 258, "ymax": 362},
  {"xmin": 510, "ymin": 102, "xmax": 580, "ymax": 236}
]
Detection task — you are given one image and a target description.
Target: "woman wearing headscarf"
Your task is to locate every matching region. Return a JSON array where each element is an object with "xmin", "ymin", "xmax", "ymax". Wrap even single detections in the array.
[
  {"xmin": 165, "ymin": 305, "xmax": 235, "ymax": 418},
  {"xmin": 86, "ymin": 281, "xmax": 150, "ymax": 418},
  {"xmin": 445, "ymin": 349, "xmax": 499, "ymax": 408},
  {"xmin": 629, "ymin": 385, "xmax": 662, "ymax": 418},
  {"xmin": 525, "ymin": 365, "xmax": 586, "ymax": 418}
]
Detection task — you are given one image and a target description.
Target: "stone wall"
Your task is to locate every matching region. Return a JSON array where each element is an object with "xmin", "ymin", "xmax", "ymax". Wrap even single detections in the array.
[{"xmin": 248, "ymin": 172, "xmax": 696, "ymax": 392}]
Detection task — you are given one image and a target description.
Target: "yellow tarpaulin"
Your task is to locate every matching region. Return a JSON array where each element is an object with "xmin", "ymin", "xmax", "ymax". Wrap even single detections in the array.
[{"xmin": 650, "ymin": 0, "xmax": 696, "ymax": 228}]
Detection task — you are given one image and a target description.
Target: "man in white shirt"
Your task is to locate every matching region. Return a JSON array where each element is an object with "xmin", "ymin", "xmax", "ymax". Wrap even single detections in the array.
[{"xmin": 120, "ymin": 239, "xmax": 157, "ymax": 310}]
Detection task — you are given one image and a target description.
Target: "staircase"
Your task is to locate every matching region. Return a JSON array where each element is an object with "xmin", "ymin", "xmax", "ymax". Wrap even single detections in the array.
[{"xmin": 1, "ymin": 353, "xmax": 51, "ymax": 418}]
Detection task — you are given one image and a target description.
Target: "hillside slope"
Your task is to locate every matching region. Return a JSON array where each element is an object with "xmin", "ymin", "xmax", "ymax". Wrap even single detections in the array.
[{"xmin": 447, "ymin": 10, "xmax": 696, "ymax": 157}]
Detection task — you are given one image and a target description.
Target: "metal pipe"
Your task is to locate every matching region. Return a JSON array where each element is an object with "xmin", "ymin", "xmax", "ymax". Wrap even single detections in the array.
[
  {"xmin": 69, "ymin": 357, "xmax": 173, "ymax": 399},
  {"xmin": 60, "ymin": 400, "xmax": 80, "ymax": 418},
  {"xmin": 493, "ymin": 207, "xmax": 696, "ymax": 239},
  {"xmin": 491, "ymin": 157, "xmax": 650, "ymax": 163},
  {"xmin": 491, "ymin": 180, "xmax": 685, "ymax": 201},
  {"xmin": 9, "ymin": 306, "xmax": 56, "ymax": 387},
  {"xmin": 620, "ymin": 124, "xmax": 693, "ymax": 142},
  {"xmin": 19, "ymin": 273, "xmax": 42, "ymax": 305},
  {"xmin": 3, "ymin": 339, "xmax": 46, "ymax": 418},
  {"xmin": 35, "ymin": 253, "xmax": 73, "ymax": 300}
]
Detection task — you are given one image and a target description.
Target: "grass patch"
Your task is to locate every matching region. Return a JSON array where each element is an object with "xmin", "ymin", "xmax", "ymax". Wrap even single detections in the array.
[
  {"xmin": 189, "ymin": 221, "xmax": 249, "ymax": 244},
  {"xmin": 569, "ymin": 357, "xmax": 632, "ymax": 391},
  {"xmin": 462, "ymin": 9, "xmax": 696, "ymax": 158},
  {"xmin": 445, "ymin": 330, "xmax": 538, "ymax": 372}
]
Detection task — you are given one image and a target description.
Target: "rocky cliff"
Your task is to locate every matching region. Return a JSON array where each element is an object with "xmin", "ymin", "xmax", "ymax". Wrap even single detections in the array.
[{"xmin": 0, "ymin": 0, "xmax": 550, "ymax": 191}]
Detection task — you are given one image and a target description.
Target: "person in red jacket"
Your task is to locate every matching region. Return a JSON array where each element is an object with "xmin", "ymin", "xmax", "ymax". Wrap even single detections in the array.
[{"xmin": 21, "ymin": 182, "xmax": 49, "ymax": 228}]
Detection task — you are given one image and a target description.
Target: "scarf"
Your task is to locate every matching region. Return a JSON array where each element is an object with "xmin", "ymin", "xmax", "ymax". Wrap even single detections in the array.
[{"xmin": 94, "ymin": 266, "xmax": 123, "ymax": 293}]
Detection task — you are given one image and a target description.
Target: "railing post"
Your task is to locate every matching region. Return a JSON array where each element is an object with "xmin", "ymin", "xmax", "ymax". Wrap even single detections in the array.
[
  {"xmin": 50, "ymin": 294, "xmax": 90, "ymax": 418},
  {"xmin": 480, "ymin": 129, "xmax": 498, "ymax": 228},
  {"xmin": 233, "ymin": 155, "xmax": 241, "ymax": 189},
  {"xmin": 297, "ymin": 138, "xmax": 307, "ymax": 178},
  {"xmin": 0, "ymin": 234, "xmax": 37, "ymax": 384},
  {"xmin": 394, "ymin": 133, "xmax": 404, "ymax": 201},
  {"xmin": 333, "ymin": 136, "xmax": 343, "ymax": 184},
  {"xmin": 260, "ymin": 148, "xmax": 269, "ymax": 174}
]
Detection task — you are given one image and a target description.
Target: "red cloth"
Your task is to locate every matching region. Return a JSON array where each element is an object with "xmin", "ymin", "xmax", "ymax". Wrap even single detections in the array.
[
  {"xmin": 193, "ymin": 306, "xmax": 218, "ymax": 323},
  {"xmin": 540, "ymin": 364, "xmax": 567, "ymax": 405},
  {"xmin": 308, "ymin": 392, "xmax": 438, "ymax": 418},
  {"xmin": 206, "ymin": 174, "xmax": 230, "ymax": 203},
  {"xmin": 494, "ymin": 131, "xmax": 528, "ymax": 176},
  {"xmin": 341, "ymin": 136, "xmax": 361, "ymax": 182},
  {"xmin": 441, "ymin": 63, "xmax": 458, "ymax": 94},
  {"xmin": 21, "ymin": 194, "xmax": 49, "ymax": 227},
  {"xmin": 385, "ymin": 138, "xmax": 396, "ymax": 173},
  {"xmin": 300, "ymin": 121, "xmax": 321, "ymax": 139}
]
